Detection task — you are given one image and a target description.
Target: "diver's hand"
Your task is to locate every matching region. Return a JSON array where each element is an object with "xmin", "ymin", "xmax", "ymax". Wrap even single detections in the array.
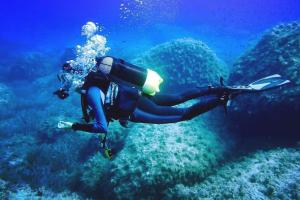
[
  {"xmin": 54, "ymin": 88, "xmax": 69, "ymax": 99},
  {"xmin": 57, "ymin": 121, "xmax": 73, "ymax": 129}
]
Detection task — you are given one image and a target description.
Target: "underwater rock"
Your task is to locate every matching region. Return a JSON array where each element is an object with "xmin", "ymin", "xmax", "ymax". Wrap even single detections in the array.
[
  {"xmin": 79, "ymin": 152, "xmax": 115, "ymax": 199},
  {"xmin": 80, "ymin": 153, "xmax": 111, "ymax": 189},
  {"xmin": 0, "ymin": 179, "xmax": 8, "ymax": 200},
  {"xmin": 166, "ymin": 148, "xmax": 300, "ymax": 200},
  {"xmin": 110, "ymin": 121, "xmax": 227, "ymax": 199},
  {"xmin": 3, "ymin": 51, "xmax": 57, "ymax": 81},
  {"xmin": 228, "ymin": 22, "xmax": 300, "ymax": 142},
  {"xmin": 0, "ymin": 83, "xmax": 14, "ymax": 107},
  {"xmin": 85, "ymin": 39, "xmax": 231, "ymax": 199},
  {"xmin": 8, "ymin": 184, "xmax": 83, "ymax": 200},
  {"xmin": 133, "ymin": 38, "xmax": 228, "ymax": 91},
  {"xmin": 0, "ymin": 134, "xmax": 36, "ymax": 182},
  {"xmin": 21, "ymin": 131, "xmax": 92, "ymax": 190},
  {"xmin": 0, "ymin": 83, "xmax": 15, "ymax": 119}
]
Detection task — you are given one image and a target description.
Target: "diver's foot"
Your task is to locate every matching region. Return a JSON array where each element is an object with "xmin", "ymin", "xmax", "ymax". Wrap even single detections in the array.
[
  {"xmin": 216, "ymin": 74, "xmax": 291, "ymax": 113},
  {"xmin": 218, "ymin": 90, "xmax": 234, "ymax": 104},
  {"xmin": 217, "ymin": 88, "xmax": 240, "ymax": 114}
]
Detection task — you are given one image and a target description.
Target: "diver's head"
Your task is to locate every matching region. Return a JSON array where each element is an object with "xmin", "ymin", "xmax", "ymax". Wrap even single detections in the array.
[{"xmin": 96, "ymin": 56, "xmax": 113, "ymax": 75}]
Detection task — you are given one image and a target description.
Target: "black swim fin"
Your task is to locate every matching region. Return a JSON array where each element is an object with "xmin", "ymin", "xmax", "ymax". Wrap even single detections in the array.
[
  {"xmin": 228, "ymin": 74, "xmax": 291, "ymax": 93},
  {"xmin": 220, "ymin": 74, "xmax": 291, "ymax": 113}
]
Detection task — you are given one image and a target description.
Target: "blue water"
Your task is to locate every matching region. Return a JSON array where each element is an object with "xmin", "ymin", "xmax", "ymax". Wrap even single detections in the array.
[
  {"xmin": 0, "ymin": 1, "xmax": 300, "ymax": 199},
  {"xmin": 1, "ymin": 0, "xmax": 299, "ymax": 60}
]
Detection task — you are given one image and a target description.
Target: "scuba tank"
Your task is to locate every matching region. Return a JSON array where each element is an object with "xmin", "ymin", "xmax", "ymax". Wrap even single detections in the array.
[{"xmin": 96, "ymin": 57, "xmax": 163, "ymax": 96}]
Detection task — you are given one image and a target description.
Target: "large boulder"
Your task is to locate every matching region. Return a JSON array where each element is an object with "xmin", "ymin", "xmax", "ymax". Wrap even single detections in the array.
[
  {"xmin": 166, "ymin": 148, "xmax": 300, "ymax": 200},
  {"xmin": 109, "ymin": 121, "xmax": 227, "ymax": 199},
  {"xmin": 75, "ymin": 121, "xmax": 229, "ymax": 200},
  {"xmin": 228, "ymin": 22, "xmax": 300, "ymax": 143},
  {"xmin": 133, "ymin": 38, "xmax": 228, "ymax": 91},
  {"xmin": 87, "ymin": 39, "xmax": 230, "ymax": 199}
]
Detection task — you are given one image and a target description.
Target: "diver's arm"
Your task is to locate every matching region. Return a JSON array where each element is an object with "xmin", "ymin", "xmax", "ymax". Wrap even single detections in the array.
[
  {"xmin": 58, "ymin": 120, "xmax": 108, "ymax": 133},
  {"xmin": 72, "ymin": 86, "xmax": 108, "ymax": 133},
  {"xmin": 71, "ymin": 122, "xmax": 107, "ymax": 133},
  {"xmin": 59, "ymin": 87, "xmax": 108, "ymax": 133}
]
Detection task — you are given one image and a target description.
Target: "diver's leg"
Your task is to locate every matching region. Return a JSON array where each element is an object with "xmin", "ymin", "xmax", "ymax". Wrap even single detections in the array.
[
  {"xmin": 136, "ymin": 96, "xmax": 185, "ymax": 116},
  {"xmin": 130, "ymin": 109, "xmax": 183, "ymax": 124},
  {"xmin": 131, "ymin": 96, "xmax": 222, "ymax": 124},
  {"xmin": 181, "ymin": 96, "xmax": 222, "ymax": 120},
  {"xmin": 149, "ymin": 86, "xmax": 224, "ymax": 106}
]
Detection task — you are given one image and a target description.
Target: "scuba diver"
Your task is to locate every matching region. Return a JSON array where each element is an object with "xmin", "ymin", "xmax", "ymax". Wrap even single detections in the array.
[{"xmin": 54, "ymin": 56, "xmax": 290, "ymax": 159}]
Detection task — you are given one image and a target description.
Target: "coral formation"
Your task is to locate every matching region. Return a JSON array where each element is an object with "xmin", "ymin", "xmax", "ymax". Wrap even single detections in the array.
[
  {"xmin": 166, "ymin": 148, "xmax": 300, "ymax": 200},
  {"xmin": 89, "ymin": 39, "xmax": 231, "ymax": 199},
  {"xmin": 228, "ymin": 22, "xmax": 300, "ymax": 141},
  {"xmin": 133, "ymin": 38, "xmax": 228, "ymax": 90},
  {"xmin": 8, "ymin": 184, "xmax": 82, "ymax": 200},
  {"xmin": 110, "ymin": 121, "xmax": 227, "ymax": 199}
]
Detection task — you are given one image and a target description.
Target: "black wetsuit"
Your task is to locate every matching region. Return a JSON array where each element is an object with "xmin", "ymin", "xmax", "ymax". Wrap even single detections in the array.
[
  {"xmin": 131, "ymin": 88, "xmax": 221, "ymax": 124},
  {"xmin": 72, "ymin": 70, "xmax": 224, "ymax": 133}
]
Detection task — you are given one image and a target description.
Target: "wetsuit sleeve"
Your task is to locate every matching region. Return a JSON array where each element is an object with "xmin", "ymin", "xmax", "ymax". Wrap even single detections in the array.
[{"xmin": 72, "ymin": 86, "xmax": 108, "ymax": 133}]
